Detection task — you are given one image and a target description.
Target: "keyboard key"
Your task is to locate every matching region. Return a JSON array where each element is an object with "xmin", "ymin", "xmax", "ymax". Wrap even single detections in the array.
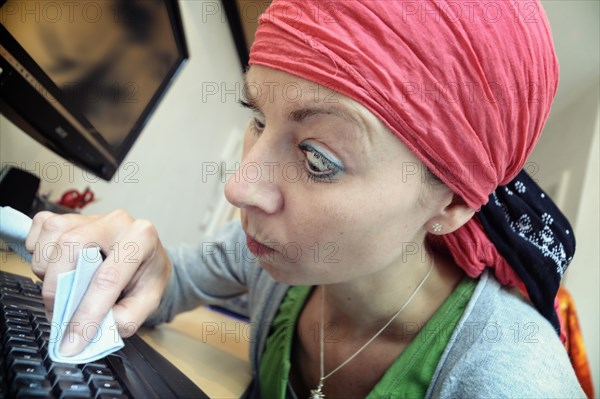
[
  {"xmin": 36, "ymin": 342, "xmax": 48, "ymax": 360},
  {"xmin": 29, "ymin": 313, "xmax": 47, "ymax": 325},
  {"xmin": 0, "ymin": 293, "xmax": 45, "ymax": 308},
  {"xmin": 0, "ymin": 281, "xmax": 19, "ymax": 290},
  {"xmin": 19, "ymin": 282, "xmax": 40, "ymax": 292},
  {"xmin": 10, "ymin": 363, "xmax": 47, "ymax": 381},
  {"xmin": 35, "ymin": 324, "xmax": 51, "ymax": 335},
  {"xmin": 50, "ymin": 366, "xmax": 84, "ymax": 383},
  {"xmin": 6, "ymin": 348, "xmax": 41, "ymax": 362},
  {"xmin": 34, "ymin": 320, "xmax": 51, "ymax": 330},
  {"xmin": 53, "ymin": 380, "xmax": 92, "ymax": 397},
  {"xmin": 12, "ymin": 376, "xmax": 52, "ymax": 397},
  {"xmin": 97, "ymin": 394, "xmax": 129, "ymax": 399},
  {"xmin": 30, "ymin": 308, "xmax": 47, "ymax": 317},
  {"xmin": 91, "ymin": 378, "xmax": 124, "ymax": 395},
  {"xmin": 1, "ymin": 286, "xmax": 21, "ymax": 295},
  {"xmin": 36, "ymin": 330, "xmax": 52, "ymax": 343},
  {"xmin": 45, "ymin": 360, "xmax": 73, "ymax": 373},
  {"xmin": 9, "ymin": 352, "xmax": 43, "ymax": 367},
  {"xmin": 36, "ymin": 332, "xmax": 50, "ymax": 346},
  {"xmin": 22, "ymin": 289, "xmax": 42, "ymax": 298},
  {"xmin": 4, "ymin": 312, "xmax": 30, "ymax": 323},
  {"xmin": 4, "ymin": 323, "xmax": 34, "ymax": 338},
  {"xmin": 5, "ymin": 318, "xmax": 32, "ymax": 329},
  {"xmin": 5, "ymin": 341, "xmax": 39, "ymax": 355},
  {"xmin": 82, "ymin": 365, "xmax": 114, "ymax": 380},
  {"xmin": 3, "ymin": 331, "xmax": 36, "ymax": 345},
  {"xmin": 86, "ymin": 360, "xmax": 109, "ymax": 368},
  {"xmin": 43, "ymin": 355, "xmax": 60, "ymax": 371},
  {"xmin": 2, "ymin": 304, "xmax": 29, "ymax": 318}
]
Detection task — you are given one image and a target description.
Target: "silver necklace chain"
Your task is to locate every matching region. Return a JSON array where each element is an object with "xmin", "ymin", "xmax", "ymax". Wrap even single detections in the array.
[{"xmin": 309, "ymin": 257, "xmax": 435, "ymax": 399}]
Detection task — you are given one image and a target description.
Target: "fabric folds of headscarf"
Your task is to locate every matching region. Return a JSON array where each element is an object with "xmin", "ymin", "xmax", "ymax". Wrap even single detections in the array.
[{"xmin": 249, "ymin": 1, "xmax": 572, "ymax": 331}]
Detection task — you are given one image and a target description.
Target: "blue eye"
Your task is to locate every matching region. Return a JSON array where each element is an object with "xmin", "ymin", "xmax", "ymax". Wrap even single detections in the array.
[{"xmin": 299, "ymin": 142, "xmax": 344, "ymax": 183}]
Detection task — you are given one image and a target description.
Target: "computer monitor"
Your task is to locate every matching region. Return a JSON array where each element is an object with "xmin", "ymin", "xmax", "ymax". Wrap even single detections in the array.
[{"xmin": 0, "ymin": 0, "xmax": 188, "ymax": 180}]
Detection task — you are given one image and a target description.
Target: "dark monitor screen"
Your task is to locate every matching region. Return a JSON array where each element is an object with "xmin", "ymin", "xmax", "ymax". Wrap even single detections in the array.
[{"xmin": 0, "ymin": 0, "xmax": 188, "ymax": 179}]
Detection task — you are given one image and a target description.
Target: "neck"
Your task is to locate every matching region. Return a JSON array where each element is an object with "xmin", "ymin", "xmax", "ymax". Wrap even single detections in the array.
[{"xmin": 320, "ymin": 244, "xmax": 464, "ymax": 339}]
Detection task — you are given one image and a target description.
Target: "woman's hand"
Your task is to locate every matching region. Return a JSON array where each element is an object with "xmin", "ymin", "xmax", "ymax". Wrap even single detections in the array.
[{"xmin": 25, "ymin": 209, "xmax": 172, "ymax": 357}]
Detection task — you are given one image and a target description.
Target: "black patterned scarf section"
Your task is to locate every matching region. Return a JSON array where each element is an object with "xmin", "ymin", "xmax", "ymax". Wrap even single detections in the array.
[{"xmin": 479, "ymin": 169, "xmax": 576, "ymax": 333}]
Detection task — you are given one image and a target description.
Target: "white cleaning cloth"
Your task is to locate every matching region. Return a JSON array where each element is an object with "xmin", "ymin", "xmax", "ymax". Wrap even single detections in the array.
[
  {"xmin": 49, "ymin": 246, "xmax": 124, "ymax": 363},
  {"xmin": 0, "ymin": 206, "xmax": 124, "ymax": 363}
]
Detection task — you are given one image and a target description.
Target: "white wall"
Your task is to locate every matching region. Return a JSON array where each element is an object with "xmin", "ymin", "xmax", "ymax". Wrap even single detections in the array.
[
  {"xmin": 527, "ymin": 83, "xmax": 599, "ymax": 394},
  {"xmin": 528, "ymin": 83, "xmax": 599, "ymax": 223},
  {"xmin": 565, "ymin": 108, "xmax": 600, "ymax": 395},
  {"xmin": 535, "ymin": 1, "xmax": 600, "ymax": 391},
  {"xmin": 1, "ymin": 1, "xmax": 249, "ymax": 246}
]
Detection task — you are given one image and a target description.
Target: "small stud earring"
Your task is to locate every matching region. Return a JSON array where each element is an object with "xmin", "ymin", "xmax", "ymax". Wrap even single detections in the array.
[{"xmin": 433, "ymin": 223, "xmax": 442, "ymax": 232}]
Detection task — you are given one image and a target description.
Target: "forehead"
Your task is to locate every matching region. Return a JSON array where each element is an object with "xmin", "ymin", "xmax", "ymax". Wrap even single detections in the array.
[
  {"xmin": 244, "ymin": 66, "xmax": 382, "ymax": 132},
  {"xmin": 245, "ymin": 65, "xmax": 335, "ymax": 101},
  {"xmin": 244, "ymin": 65, "xmax": 423, "ymax": 169}
]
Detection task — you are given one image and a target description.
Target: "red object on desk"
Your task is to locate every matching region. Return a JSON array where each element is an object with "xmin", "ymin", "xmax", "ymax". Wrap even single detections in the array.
[{"xmin": 58, "ymin": 188, "xmax": 94, "ymax": 209}]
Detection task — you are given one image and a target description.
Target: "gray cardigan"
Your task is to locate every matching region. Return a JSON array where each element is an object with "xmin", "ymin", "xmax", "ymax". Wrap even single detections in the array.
[{"xmin": 145, "ymin": 221, "xmax": 585, "ymax": 398}]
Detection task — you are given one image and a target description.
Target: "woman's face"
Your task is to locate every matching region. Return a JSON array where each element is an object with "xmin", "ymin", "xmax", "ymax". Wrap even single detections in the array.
[{"xmin": 225, "ymin": 65, "xmax": 447, "ymax": 285}]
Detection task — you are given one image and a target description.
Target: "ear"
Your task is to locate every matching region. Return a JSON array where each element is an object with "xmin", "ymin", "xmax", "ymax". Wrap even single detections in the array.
[{"xmin": 426, "ymin": 194, "xmax": 475, "ymax": 235}]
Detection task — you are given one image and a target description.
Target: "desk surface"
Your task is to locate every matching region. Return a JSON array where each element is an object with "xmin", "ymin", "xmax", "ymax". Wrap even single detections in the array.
[{"xmin": 1, "ymin": 252, "xmax": 252, "ymax": 398}]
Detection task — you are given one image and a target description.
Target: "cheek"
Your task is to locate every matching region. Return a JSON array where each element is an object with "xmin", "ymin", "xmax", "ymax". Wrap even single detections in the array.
[
  {"xmin": 287, "ymin": 183, "xmax": 424, "ymax": 275},
  {"xmin": 340, "ymin": 206, "xmax": 420, "ymax": 264}
]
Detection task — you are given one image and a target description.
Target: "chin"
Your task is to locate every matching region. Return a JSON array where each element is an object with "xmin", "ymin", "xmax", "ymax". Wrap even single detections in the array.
[{"xmin": 258, "ymin": 259, "xmax": 317, "ymax": 286}]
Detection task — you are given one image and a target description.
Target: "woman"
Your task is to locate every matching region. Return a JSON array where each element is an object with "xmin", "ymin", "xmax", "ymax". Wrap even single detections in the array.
[{"xmin": 27, "ymin": 1, "xmax": 585, "ymax": 397}]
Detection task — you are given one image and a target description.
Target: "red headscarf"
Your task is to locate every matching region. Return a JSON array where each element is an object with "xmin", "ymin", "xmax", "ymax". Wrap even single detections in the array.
[{"xmin": 249, "ymin": 0, "xmax": 560, "ymax": 287}]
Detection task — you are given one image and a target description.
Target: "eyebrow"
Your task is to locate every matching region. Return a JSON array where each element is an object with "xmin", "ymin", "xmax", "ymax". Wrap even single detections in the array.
[
  {"xmin": 288, "ymin": 106, "xmax": 363, "ymax": 127},
  {"xmin": 241, "ymin": 75, "xmax": 372, "ymax": 150},
  {"xmin": 242, "ymin": 77, "xmax": 364, "ymax": 127}
]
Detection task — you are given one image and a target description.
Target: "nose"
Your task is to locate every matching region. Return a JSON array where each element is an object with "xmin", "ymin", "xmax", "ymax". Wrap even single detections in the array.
[{"xmin": 224, "ymin": 143, "xmax": 284, "ymax": 215}]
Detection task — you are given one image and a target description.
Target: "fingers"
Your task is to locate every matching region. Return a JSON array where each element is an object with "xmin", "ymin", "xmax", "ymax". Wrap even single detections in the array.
[
  {"xmin": 113, "ymin": 284, "xmax": 164, "ymax": 338},
  {"xmin": 25, "ymin": 209, "xmax": 170, "ymax": 358},
  {"xmin": 26, "ymin": 212, "xmax": 104, "ymax": 320},
  {"xmin": 28, "ymin": 212, "xmax": 73, "ymax": 279},
  {"xmin": 60, "ymin": 279, "xmax": 166, "ymax": 357},
  {"xmin": 27, "ymin": 212, "xmax": 91, "ymax": 319},
  {"xmin": 113, "ymin": 247, "xmax": 172, "ymax": 337},
  {"xmin": 59, "ymin": 219, "xmax": 163, "ymax": 356},
  {"xmin": 26, "ymin": 211, "xmax": 54, "ymax": 254},
  {"xmin": 39, "ymin": 212, "xmax": 126, "ymax": 316}
]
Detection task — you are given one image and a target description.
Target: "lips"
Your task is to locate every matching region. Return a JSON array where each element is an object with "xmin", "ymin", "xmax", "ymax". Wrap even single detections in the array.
[{"xmin": 246, "ymin": 235, "xmax": 276, "ymax": 257}]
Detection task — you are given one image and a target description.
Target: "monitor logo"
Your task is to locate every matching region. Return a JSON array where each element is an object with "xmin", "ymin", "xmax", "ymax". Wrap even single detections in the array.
[{"xmin": 54, "ymin": 126, "xmax": 68, "ymax": 139}]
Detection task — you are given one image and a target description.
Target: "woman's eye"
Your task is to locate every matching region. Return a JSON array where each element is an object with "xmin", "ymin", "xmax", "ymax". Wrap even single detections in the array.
[
  {"xmin": 251, "ymin": 115, "xmax": 265, "ymax": 133},
  {"xmin": 299, "ymin": 142, "xmax": 344, "ymax": 183},
  {"xmin": 238, "ymin": 100, "xmax": 266, "ymax": 135}
]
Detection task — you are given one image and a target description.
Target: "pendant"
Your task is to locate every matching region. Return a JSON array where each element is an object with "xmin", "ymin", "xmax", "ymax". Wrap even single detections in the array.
[{"xmin": 309, "ymin": 381, "xmax": 325, "ymax": 399}]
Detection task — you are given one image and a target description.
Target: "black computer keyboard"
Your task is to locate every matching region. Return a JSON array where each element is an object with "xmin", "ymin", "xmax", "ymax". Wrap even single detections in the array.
[{"xmin": 0, "ymin": 270, "xmax": 210, "ymax": 399}]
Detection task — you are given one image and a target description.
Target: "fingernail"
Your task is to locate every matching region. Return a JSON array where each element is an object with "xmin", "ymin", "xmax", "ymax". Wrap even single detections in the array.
[{"xmin": 60, "ymin": 332, "xmax": 84, "ymax": 357}]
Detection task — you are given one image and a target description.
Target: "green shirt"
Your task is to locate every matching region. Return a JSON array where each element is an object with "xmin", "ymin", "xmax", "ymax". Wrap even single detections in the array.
[{"xmin": 259, "ymin": 277, "xmax": 476, "ymax": 398}]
